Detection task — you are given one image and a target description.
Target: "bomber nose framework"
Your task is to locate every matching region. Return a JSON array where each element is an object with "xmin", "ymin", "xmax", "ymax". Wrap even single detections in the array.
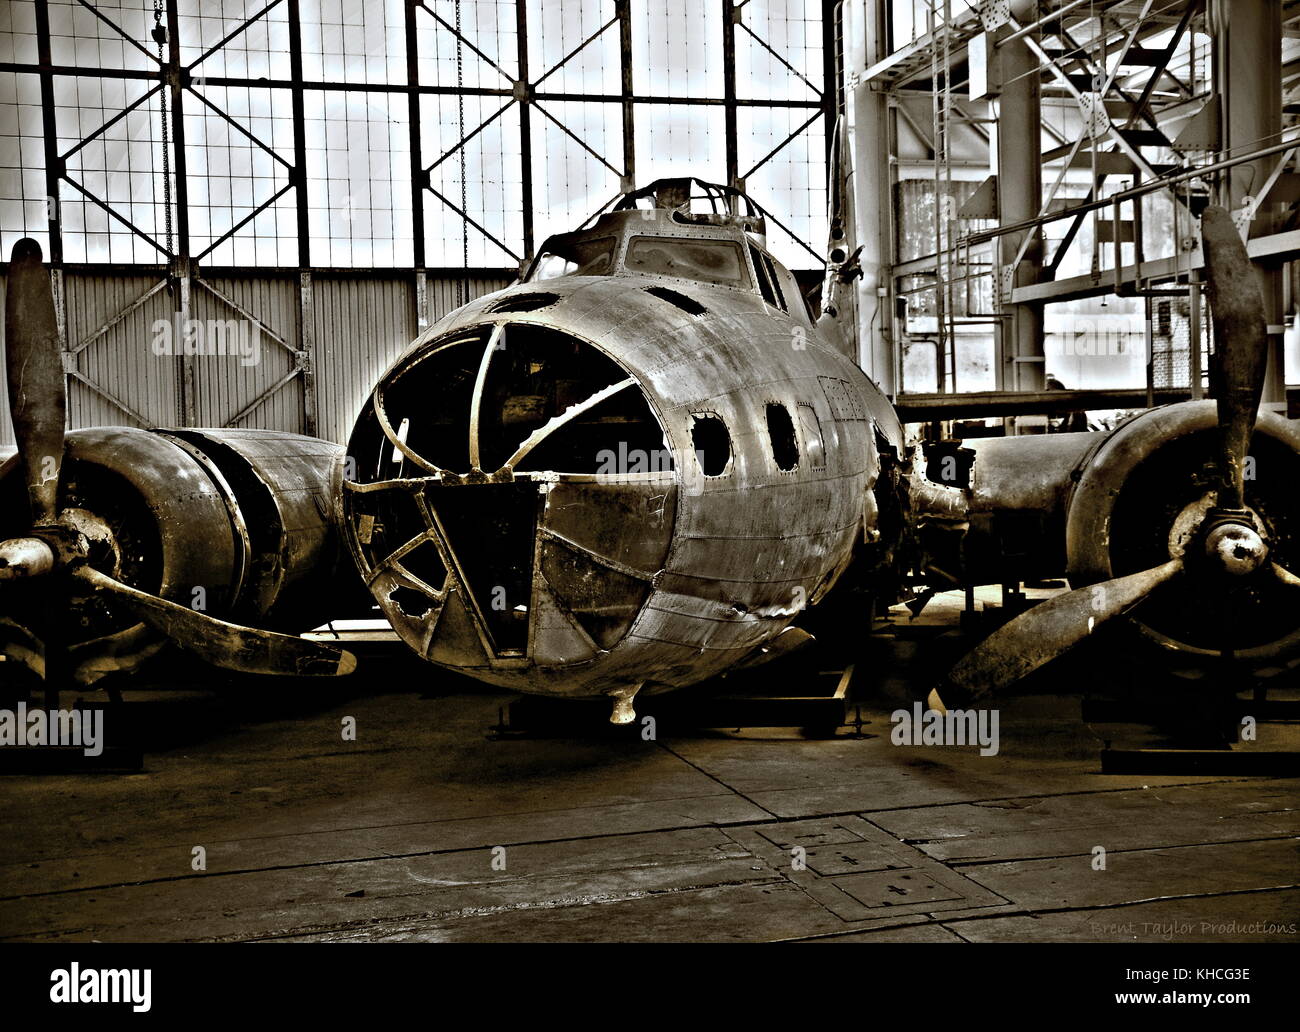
[{"xmin": 343, "ymin": 320, "xmax": 676, "ymax": 671}]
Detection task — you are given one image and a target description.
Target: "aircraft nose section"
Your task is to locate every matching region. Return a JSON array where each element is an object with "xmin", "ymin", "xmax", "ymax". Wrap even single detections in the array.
[
  {"xmin": 422, "ymin": 480, "xmax": 538, "ymax": 655},
  {"xmin": 529, "ymin": 478, "xmax": 676, "ymax": 662},
  {"xmin": 342, "ymin": 320, "xmax": 678, "ymax": 676}
]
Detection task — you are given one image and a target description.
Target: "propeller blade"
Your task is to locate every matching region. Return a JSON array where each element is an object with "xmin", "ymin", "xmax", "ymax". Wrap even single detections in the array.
[
  {"xmin": 1274, "ymin": 563, "xmax": 1300, "ymax": 588},
  {"xmin": 68, "ymin": 622, "xmax": 165, "ymax": 686},
  {"xmin": 934, "ymin": 559, "xmax": 1183, "ymax": 708},
  {"xmin": 1200, "ymin": 206, "xmax": 1269, "ymax": 511},
  {"xmin": 4, "ymin": 238, "xmax": 65, "ymax": 525},
  {"xmin": 71, "ymin": 566, "xmax": 357, "ymax": 677},
  {"xmin": 0, "ymin": 616, "xmax": 44, "ymax": 681}
]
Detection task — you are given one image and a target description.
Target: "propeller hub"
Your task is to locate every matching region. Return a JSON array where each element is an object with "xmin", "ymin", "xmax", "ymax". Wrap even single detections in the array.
[
  {"xmin": 60, "ymin": 507, "xmax": 119, "ymax": 574},
  {"xmin": 0, "ymin": 537, "xmax": 55, "ymax": 579},
  {"xmin": 1204, "ymin": 521, "xmax": 1268, "ymax": 576}
]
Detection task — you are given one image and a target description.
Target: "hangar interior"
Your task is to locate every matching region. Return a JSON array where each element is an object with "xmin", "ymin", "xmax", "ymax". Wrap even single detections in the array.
[{"xmin": 0, "ymin": 0, "xmax": 1298, "ymax": 944}]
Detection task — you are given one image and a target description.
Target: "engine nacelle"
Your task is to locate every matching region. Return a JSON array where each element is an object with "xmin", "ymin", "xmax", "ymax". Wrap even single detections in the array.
[
  {"xmin": 932, "ymin": 401, "xmax": 1300, "ymax": 678},
  {"xmin": 1064, "ymin": 400, "xmax": 1300, "ymax": 675},
  {"xmin": 0, "ymin": 427, "xmax": 351, "ymax": 686}
]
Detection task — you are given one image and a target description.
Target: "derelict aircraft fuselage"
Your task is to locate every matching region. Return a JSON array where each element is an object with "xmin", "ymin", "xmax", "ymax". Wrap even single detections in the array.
[{"xmin": 341, "ymin": 187, "xmax": 901, "ymax": 720}]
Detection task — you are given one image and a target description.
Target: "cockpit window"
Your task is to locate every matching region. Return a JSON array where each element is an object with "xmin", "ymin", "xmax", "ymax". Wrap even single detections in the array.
[
  {"xmin": 625, "ymin": 236, "xmax": 751, "ymax": 288},
  {"xmin": 530, "ymin": 235, "xmax": 617, "ymax": 280}
]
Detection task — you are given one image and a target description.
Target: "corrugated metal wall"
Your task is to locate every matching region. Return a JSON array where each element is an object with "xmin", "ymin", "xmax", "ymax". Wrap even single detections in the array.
[
  {"xmin": 0, "ymin": 271, "xmax": 513, "ymax": 450},
  {"xmin": 312, "ymin": 276, "xmax": 415, "ymax": 451},
  {"xmin": 65, "ymin": 273, "xmax": 181, "ymax": 432},
  {"xmin": 310, "ymin": 274, "xmax": 510, "ymax": 447},
  {"xmin": 190, "ymin": 275, "xmax": 302, "ymax": 434}
]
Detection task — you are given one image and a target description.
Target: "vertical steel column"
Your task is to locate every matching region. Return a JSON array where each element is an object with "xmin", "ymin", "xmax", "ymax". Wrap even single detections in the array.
[
  {"xmin": 822, "ymin": 0, "xmax": 838, "ymax": 167},
  {"xmin": 33, "ymin": 0, "xmax": 61, "ymax": 265},
  {"xmin": 994, "ymin": 4, "xmax": 1044, "ymax": 407},
  {"xmin": 1190, "ymin": 281, "xmax": 1204, "ymax": 400},
  {"xmin": 33, "ymin": 0, "xmax": 66, "ymax": 373},
  {"xmin": 723, "ymin": 0, "xmax": 740, "ymax": 206},
  {"xmin": 516, "ymin": 0, "xmax": 534, "ymax": 261},
  {"xmin": 288, "ymin": 0, "xmax": 317, "ymax": 436},
  {"xmin": 1214, "ymin": 0, "xmax": 1284, "ymax": 403},
  {"xmin": 288, "ymin": 1, "xmax": 310, "ymax": 268},
  {"xmin": 165, "ymin": 0, "xmax": 194, "ymax": 426},
  {"xmin": 617, "ymin": 0, "xmax": 636, "ymax": 191},
  {"xmin": 405, "ymin": 0, "xmax": 429, "ymax": 332},
  {"xmin": 846, "ymin": 0, "xmax": 895, "ymax": 395}
]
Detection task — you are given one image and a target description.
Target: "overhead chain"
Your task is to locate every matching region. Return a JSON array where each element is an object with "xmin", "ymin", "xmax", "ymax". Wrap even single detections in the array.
[
  {"xmin": 151, "ymin": 0, "xmax": 174, "ymax": 273},
  {"xmin": 455, "ymin": 0, "xmax": 468, "ymax": 307}
]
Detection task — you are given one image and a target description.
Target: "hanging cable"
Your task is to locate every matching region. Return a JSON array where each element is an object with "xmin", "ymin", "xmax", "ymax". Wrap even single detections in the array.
[
  {"xmin": 454, "ymin": 0, "xmax": 468, "ymax": 306},
  {"xmin": 152, "ymin": 0, "xmax": 173, "ymax": 278}
]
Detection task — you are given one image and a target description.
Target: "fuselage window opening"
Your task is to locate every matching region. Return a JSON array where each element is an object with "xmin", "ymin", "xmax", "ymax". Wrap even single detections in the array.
[
  {"xmin": 690, "ymin": 413, "xmax": 732, "ymax": 476},
  {"xmin": 751, "ymin": 245, "xmax": 777, "ymax": 307},
  {"xmin": 750, "ymin": 247, "xmax": 787, "ymax": 312},
  {"xmin": 797, "ymin": 402, "xmax": 826, "ymax": 470},
  {"xmin": 774, "ymin": 262, "xmax": 813, "ymax": 321},
  {"xmin": 766, "ymin": 403, "xmax": 799, "ymax": 471},
  {"xmin": 626, "ymin": 236, "xmax": 751, "ymax": 288},
  {"xmin": 528, "ymin": 235, "xmax": 618, "ymax": 281}
]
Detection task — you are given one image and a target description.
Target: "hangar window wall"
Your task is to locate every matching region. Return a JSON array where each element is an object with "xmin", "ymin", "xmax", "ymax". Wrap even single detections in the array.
[
  {"xmin": 0, "ymin": 0, "xmax": 835, "ymax": 448},
  {"xmin": 1, "ymin": 0, "xmax": 833, "ymax": 272}
]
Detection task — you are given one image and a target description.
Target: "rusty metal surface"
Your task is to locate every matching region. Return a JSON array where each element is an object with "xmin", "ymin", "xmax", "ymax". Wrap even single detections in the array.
[
  {"xmin": 73, "ymin": 565, "xmax": 357, "ymax": 679},
  {"xmin": 0, "ymin": 426, "xmax": 237, "ymax": 680},
  {"xmin": 939, "ymin": 559, "xmax": 1186, "ymax": 707},
  {"xmin": 1201, "ymin": 205, "xmax": 1270, "ymax": 512},
  {"xmin": 4, "ymin": 240, "xmax": 64, "ymax": 525},
  {"xmin": 162, "ymin": 428, "xmax": 350, "ymax": 630},
  {"xmin": 60, "ymin": 428, "xmax": 240, "ymax": 605},
  {"xmin": 966, "ymin": 432, "xmax": 1098, "ymax": 515},
  {"xmin": 1068, "ymin": 402, "xmax": 1281, "ymax": 580}
]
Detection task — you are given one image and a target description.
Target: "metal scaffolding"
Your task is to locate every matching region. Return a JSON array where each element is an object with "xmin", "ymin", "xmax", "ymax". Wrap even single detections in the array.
[{"xmin": 843, "ymin": 0, "xmax": 1300, "ymax": 416}]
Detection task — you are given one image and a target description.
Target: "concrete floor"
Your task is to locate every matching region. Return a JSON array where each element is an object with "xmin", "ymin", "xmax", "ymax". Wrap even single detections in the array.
[{"xmin": 2, "ymin": 596, "xmax": 1298, "ymax": 943}]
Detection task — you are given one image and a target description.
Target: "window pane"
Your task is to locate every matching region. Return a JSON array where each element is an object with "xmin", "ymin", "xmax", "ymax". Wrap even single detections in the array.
[{"xmin": 626, "ymin": 236, "xmax": 749, "ymax": 287}]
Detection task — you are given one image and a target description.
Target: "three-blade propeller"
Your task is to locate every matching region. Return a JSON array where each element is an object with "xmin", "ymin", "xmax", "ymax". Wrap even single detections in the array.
[
  {"xmin": 1, "ymin": 239, "xmax": 355, "ymax": 681},
  {"xmin": 932, "ymin": 206, "xmax": 1296, "ymax": 709}
]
